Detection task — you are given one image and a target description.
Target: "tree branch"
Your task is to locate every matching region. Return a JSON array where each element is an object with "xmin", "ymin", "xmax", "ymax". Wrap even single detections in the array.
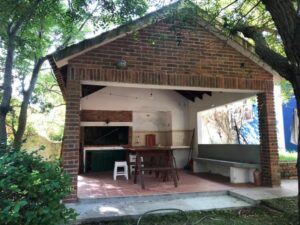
[
  {"xmin": 212, "ymin": 0, "xmax": 239, "ymax": 18},
  {"xmin": 59, "ymin": 1, "xmax": 101, "ymax": 48},
  {"xmin": 234, "ymin": 25, "xmax": 294, "ymax": 80},
  {"xmin": 10, "ymin": 0, "xmax": 43, "ymax": 35},
  {"xmin": 293, "ymin": 17, "xmax": 300, "ymax": 68},
  {"xmin": 13, "ymin": 57, "xmax": 46, "ymax": 147},
  {"xmin": 234, "ymin": 0, "xmax": 262, "ymax": 27},
  {"xmin": 0, "ymin": 34, "xmax": 15, "ymax": 146},
  {"xmin": 261, "ymin": 0, "xmax": 298, "ymax": 64},
  {"xmin": 10, "ymin": 108, "xmax": 17, "ymax": 138},
  {"xmin": 52, "ymin": 103, "xmax": 66, "ymax": 108},
  {"xmin": 36, "ymin": 85, "xmax": 62, "ymax": 96}
]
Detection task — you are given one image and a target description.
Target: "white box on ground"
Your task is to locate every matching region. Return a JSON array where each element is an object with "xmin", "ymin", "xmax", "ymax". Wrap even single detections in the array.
[{"xmin": 230, "ymin": 167, "xmax": 255, "ymax": 183}]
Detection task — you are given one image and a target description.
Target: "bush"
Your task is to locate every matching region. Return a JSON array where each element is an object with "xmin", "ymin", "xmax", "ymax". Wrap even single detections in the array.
[{"xmin": 0, "ymin": 146, "xmax": 77, "ymax": 225}]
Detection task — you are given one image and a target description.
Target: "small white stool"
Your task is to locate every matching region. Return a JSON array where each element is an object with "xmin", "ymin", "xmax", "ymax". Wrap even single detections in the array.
[{"xmin": 113, "ymin": 161, "xmax": 128, "ymax": 180}]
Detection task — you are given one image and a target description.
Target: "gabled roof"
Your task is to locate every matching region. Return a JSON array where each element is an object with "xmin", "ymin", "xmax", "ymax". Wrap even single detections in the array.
[
  {"xmin": 50, "ymin": 0, "xmax": 186, "ymax": 68},
  {"xmin": 48, "ymin": 0, "xmax": 280, "ymax": 94}
]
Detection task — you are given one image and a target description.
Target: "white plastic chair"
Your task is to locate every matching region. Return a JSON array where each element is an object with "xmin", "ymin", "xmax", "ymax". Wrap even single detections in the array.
[
  {"xmin": 129, "ymin": 154, "xmax": 144, "ymax": 175},
  {"xmin": 113, "ymin": 161, "xmax": 128, "ymax": 180}
]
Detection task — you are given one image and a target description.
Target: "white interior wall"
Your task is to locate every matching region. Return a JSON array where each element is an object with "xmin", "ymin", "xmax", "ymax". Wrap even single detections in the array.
[
  {"xmin": 81, "ymin": 87, "xmax": 190, "ymax": 146},
  {"xmin": 81, "ymin": 86, "xmax": 189, "ymax": 130},
  {"xmin": 274, "ymin": 85, "xmax": 286, "ymax": 151},
  {"xmin": 133, "ymin": 111, "xmax": 172, "ymax": 146},
  {"xmin": 80, "ymin": 87, "xmax": 188, "ymax": 130},
  {"xmin": 133, "ymin": 111, "xmax": 171, "ymax": 132}
]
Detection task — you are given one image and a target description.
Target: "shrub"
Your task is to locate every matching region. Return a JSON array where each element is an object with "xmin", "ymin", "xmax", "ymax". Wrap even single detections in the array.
[{"xmin": 0, "ymin": 146, "xmax": 77, "ymax": 225}]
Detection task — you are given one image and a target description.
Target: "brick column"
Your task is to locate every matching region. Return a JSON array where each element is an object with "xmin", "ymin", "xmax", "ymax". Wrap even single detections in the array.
[
  {"xmin": 257, "ymin": 91, "xmax": 281, "ymax": 186},
  {"xmin": 63, "ymin": 70, "xmax": 81, "ymax": 202}
]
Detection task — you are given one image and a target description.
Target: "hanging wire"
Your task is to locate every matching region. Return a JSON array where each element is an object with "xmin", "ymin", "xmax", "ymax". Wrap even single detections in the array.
[
  {"xmin": 136, "ymin": 208, "xmax": 191, "ymax": 225},
  {"xmin": 136, "ymin": 208, "xmax": 212, "ymax": 225}
]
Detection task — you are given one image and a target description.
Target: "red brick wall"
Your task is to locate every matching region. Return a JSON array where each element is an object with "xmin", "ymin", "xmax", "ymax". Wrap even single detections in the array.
[
  {"xmin": 280, "ymin": 162, "xmax": 297, "ymax": 179},
  {"xmin": 81, "ymin": 110, "xmax": 132, "ymax": 122},
  {"xmin": 257, "ymin": 91, "xmax": 280, "ymax": 186},
  {"xmin": 69, "ymin": 20, "xmax": 273, "ymax": 91},
  {"xmin": 63, "ymin": 73, "xmax": 81, "ymax": 202}
]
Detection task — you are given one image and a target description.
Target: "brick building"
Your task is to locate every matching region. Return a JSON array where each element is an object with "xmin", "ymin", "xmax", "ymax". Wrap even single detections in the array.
[{"xmin": 49, "ymin": 1, "xmax": 281, "ymax": 202}]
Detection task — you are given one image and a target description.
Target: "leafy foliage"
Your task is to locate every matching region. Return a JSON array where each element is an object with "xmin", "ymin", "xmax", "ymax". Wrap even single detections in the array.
[
  {"xmin": 0, "ymin": 146, "xmax": 76, "ymax": 225},
  {"xmin": 206, "ymin": 0, "xmax": 285, "ymax": 56},
  {"xmin": 0, "ymin": 0, "xmax": 149, "ymax": 146},
  {"xmin": 5, "ymin": 97, "xmax": 37, "ymax": 144},
  {"xmin": 279, "ymin": 79, "xmax": 294, "ymax": 103},
  {"xmin": 31, "ymin": 72, "xmax": 65, "ymax": 113},
  {"xmin": 2, "ymin": 71, "xmax": 65, "ymax": 145},
  {"xmin": 48, "ymin": 126, "xmax": 64, "ymax": 142}
]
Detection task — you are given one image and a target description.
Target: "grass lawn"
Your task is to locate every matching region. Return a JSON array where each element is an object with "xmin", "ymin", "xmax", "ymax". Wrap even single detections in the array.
[
  {"xmin": 279, "ymin": 152, "xmax": 297, "ymax": 161},
  {"xmin": 81, "ymin": 197, "xmax": 298, "ymax": 225}
]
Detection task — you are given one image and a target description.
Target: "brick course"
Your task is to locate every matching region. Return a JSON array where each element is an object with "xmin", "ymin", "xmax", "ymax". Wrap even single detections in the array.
[
  {"xmin": 257, "ymin": 91, "xmax": 281, "ymax": 186},
  {"xmin": 62, "ymin": 71, "xmax": 81, "ymax": 202},
  {"xmin": 280, "ymin": 162, "xmax": 297, "ymax": 179},
  {"xmin": 81, "ymin": 110, "xmax": 132, "ymax": 122},
  {"xmin": 69, "ymin": 20, "xmax": 273, "ymax": 91}
]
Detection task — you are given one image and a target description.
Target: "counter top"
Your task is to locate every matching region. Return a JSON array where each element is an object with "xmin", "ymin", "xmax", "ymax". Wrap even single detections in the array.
[
  {"xmin": 169, "ymin": 146, "xmax": 190, "ymax": 149},
  {"xmin": 83, "ymin": 145, "xmax": 190, "ymax": 151},
  {"xmin": 84, "ymin": 146, "xmax": 125, "ymax": 151},
  {"xmin": 83, "ymin": 145, "xmax": 190, "ymax": 173}
]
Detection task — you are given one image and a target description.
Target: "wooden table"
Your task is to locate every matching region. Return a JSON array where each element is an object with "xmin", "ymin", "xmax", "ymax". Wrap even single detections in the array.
[{"xmin": 127, "ymin": 147, "xmax": 178, "ymax": 189}]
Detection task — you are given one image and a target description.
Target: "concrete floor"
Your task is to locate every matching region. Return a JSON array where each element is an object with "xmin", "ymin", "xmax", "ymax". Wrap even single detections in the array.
[
  {"xmin": 230, "ymin": 179, "xmax": 298, "ymax": 201},
  {"xmin": 68, "ymin": 179, "xmax": 298, "ymax": 223},
  {"xmin": 69, "ymin": 191, "xmax": 252, "ymax": 223}
]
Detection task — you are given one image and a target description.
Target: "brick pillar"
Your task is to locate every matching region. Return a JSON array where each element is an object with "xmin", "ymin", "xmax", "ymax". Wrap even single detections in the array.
[
  {"xmin": 257, "ymin": 91, "xmax": 281, "ymax": 186},
  {"xmin": 63, "ymin": 70, "xmax": 80, "ymax": 202}
]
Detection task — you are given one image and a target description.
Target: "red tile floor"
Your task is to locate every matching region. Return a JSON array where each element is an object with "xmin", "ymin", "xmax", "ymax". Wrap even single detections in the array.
[{"xmin": 78, "ymin": 170, "xmax": 254, "ymax": 199}]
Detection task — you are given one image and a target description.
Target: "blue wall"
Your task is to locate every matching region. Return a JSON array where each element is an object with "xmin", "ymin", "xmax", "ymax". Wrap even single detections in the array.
[{"xmin": 282, "ymin": 96, "xmax": 298, "ymax": 152}]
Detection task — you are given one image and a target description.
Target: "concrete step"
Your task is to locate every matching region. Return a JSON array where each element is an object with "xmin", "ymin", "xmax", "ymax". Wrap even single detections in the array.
[{"xmin": 67, "ymin": 191, "xmax": 253, "ymax": 224}]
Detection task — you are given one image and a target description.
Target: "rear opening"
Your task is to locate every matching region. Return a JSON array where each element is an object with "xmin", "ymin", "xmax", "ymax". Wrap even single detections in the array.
[
  {"xmin": 84, "ymin": 126, "xmax": 129, "ymax": 146},
  {"xmin": 82, "ymin": 126, "xmax": 129, "ymax": 172}
]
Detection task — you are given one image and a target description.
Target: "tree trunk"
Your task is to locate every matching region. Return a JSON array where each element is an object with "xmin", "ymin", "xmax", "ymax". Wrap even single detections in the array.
[
  {"xmin": 261, "ymin": 0, "xmax": 299, "ymax": 64},
  {"xmin": 0, "ymin": 36, "xmax": 15, "ymax": 149},
  {"xmin": 297, "ymin": 104, "xmax": 300, "ymax": 225},
  {"xmin": 290, "ymin": 74, "xmax": 300, "ymax": 224},
  {"xmin": 290, "ymin": 72, "xmax": 300, "ymax": 221},
  {"xmin": 13, "ymin": 58, "xmax": 46, "ymax": 148}
]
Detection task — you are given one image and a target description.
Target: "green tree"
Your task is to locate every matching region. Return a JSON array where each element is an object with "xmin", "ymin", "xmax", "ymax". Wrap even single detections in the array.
[{"xmin": 0, "ymin": 0, "xmax": 148, "ymax": 148}]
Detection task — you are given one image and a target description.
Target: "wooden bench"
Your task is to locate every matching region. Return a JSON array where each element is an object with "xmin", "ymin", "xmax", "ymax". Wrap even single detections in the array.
[
  {"xmin": 193, "ymin": 157, "xmax": 260, "ymax": 183},
  {"xmin": 194, "ymin": 144, "xmax": 261, "ymax": 184}
]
